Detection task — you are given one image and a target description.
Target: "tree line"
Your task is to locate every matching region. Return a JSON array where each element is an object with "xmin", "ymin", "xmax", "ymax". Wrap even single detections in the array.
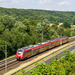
[{"xmin": 1, "ymin": 7, "xmax": 75, "ymax": 23}]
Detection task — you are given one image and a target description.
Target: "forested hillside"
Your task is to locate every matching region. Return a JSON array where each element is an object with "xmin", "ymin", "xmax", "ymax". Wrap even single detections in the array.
[
  {"xmin": 0, "ymin": 7, "xmax": 75, "ymax": 60},
  {"xmin": 0, "ymin": 7, "xmax": 75, "ymax": 23}
]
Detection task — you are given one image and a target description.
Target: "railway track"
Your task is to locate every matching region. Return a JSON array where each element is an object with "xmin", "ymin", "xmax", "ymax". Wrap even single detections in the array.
[
  {"xmin": 0, "ymin": 61, "xmax": 19, "ymax": 71},
  {"xmin": 0, "ymin": 57, "xmax": 16, "ymax": 66},
  {"xmin": 0, "ymin": 37, "xmax": 75, "ymax": 75}
]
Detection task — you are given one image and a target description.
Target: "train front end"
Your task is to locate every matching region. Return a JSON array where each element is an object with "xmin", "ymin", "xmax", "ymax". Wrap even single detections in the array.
[{"xmin": 16, "ymin": 49, "xmax": 24, "ymax": 61}]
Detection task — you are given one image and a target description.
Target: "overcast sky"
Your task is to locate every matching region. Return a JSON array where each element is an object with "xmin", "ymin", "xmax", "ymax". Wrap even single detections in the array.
[{"xmin": 0, "ymin": 0, "xmax": 75, "ymax": 11}]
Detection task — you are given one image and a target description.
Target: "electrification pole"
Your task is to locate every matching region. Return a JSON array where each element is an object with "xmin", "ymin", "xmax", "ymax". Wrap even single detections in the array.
[
  {"xmin": 5, "ymin": 45, "xmax": 7, "ymax": 72},
  {"xmin": 0, "ymin": 45, "xmax": 7, "ymax": 72},
  {"xmin": 42, "ymin": 32, "xmax": 43, "ymax": 43}
]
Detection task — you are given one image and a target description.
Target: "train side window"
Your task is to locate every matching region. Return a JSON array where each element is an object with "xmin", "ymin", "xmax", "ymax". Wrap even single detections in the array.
[
  {"xmin": 25, "ymin": 50, "xmax": 32, "ymax": 55},
  {"xmin": 33, "ymin": 48, "xmax": 39, "ymax": 53}
]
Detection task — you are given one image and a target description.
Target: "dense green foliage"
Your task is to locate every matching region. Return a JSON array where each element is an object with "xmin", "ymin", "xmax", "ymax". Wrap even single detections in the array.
[
  {"xmin": 73, "ymin": 19, "xmax": 75, "ymax": 25},
  {"xmin": 63, "ymin": 21, "xmax": 71, "ymax": 28},
  {"xmin": 20, "ymin": 50, "xmax": 75, "ymax": 75},
  {"xmin": 0, "ymin": 15, "xmax": 59, "ymax": 59},
  {"xmin": 0, "ymin": 7, "xmax": 75, "ymax": 60},
  {"xmin": 0, "ymin": 7, "xmax": 75, "ymax": 23}
]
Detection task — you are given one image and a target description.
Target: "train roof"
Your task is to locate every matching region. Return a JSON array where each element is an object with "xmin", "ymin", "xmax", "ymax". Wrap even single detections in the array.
[
  {"xmin": 18, "ymin": 47, "xmax": 29, "ymax": 51},
  {"xmin": 17, "ymin": 36, "xmax": 68, "ymax": 51},
  {"xmin": 33, "ymin": 43, "xmax": 42, "ymax": 47},
  {"xmin": 54, "ymin": 38, "xmax": 60, "ymax": 40},
  {"xmin": 46, "ymin": 39, "xmax": 54, "ymax": 42},
  {"xmin": 46, "ymin": 40, "xmax": 51, "ymax": 42},
  {"xmin": 35, "ymin": 43, "xmax": 42, "ymax": 45},
  {"xmin": 18, "ymin": 45, "xmax": 34, "ymax": 51},
  {"xmin": 41, "ymin": 42, "xmax": 47, "ymax": 44},
  {"xmin": 28, "ymin": 45, "xmax": 34, "ymax": 48}
]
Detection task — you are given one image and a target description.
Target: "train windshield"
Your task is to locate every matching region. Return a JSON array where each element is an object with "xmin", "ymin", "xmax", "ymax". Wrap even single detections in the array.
[{"xmin": 18, "ymin": 50, "xmax": 23, "ymax": 55}]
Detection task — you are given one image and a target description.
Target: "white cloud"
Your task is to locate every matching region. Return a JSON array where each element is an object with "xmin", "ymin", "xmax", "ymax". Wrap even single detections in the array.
[
  {"xmin": 22, "ymin": 0, "xmax": 26, "ymax": 1},
  {"xmin": 32, "ymin": 1, "xmax": 34, "ymax": 3},
  {"xmin": 39, "ymin": 0, "xmax": 51, "ymax": 4},
  {"xmin": 57, "ymin": 1, "xmax": 70, "ymax": 6},
  {"xmin": 0, "ymin": 0, "xmax": 11, "ymax": 1},
  {"xmin": 12, "ymin": 0, "xmax": 18, "ymax": 3},
  {"xmin": 12, "ymin": 0, "xmax": 26, "ymax": 4}
]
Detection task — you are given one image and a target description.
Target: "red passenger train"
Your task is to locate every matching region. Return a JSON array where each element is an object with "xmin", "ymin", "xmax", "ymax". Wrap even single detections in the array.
[{"xmin": 16, "ymin": 36, "xmax": 69, "ymax": 60}]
